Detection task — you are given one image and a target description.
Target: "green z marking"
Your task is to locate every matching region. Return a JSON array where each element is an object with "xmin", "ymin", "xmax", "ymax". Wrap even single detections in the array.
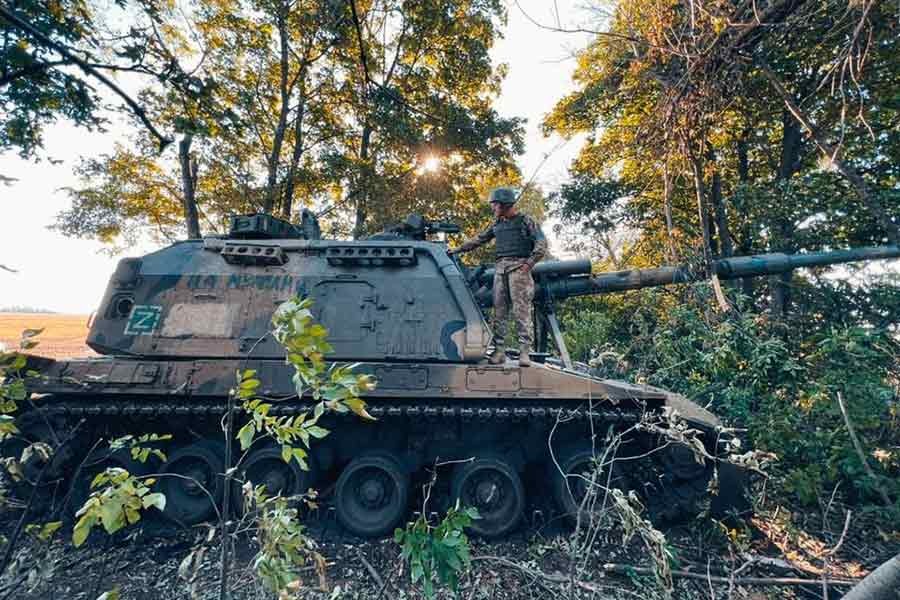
[{"xmin": 125, "ymin": 305, "xmax": 162, "ymax": 335}]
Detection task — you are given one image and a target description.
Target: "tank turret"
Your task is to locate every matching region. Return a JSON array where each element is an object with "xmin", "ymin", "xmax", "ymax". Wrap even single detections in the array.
[{"xmin": 86, "ymin": 212, "xmax": 489, "ymax": 362}]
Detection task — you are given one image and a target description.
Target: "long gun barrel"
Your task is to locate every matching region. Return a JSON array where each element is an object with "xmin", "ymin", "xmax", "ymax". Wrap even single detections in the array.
[
  {"xmin": 474, "ymin": 246, "xmax": 900, "ymax": 307},
  {"xmin": 476, "ymin": 259, "xmax": 592, "ymax": 284}
]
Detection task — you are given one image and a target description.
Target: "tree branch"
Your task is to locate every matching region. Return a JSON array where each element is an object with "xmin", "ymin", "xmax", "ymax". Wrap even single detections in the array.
[
  {"xmin": 836, "ymin": 391, "xmax": 894, "ymax": 509},
  {"xmin": 347, "ymin": 0, "xmax": 372, "ymax": 88},
  {"xmin": 602, "ymin": 563, "xmax": 860, "ymax": 587},
  {"xmin": 756, "ymin": 58, "xmax": 897, "ymax": 244},
  {"xmin": 0, "ymin": 59, "xmax": 72, "ymax": 86},
  {"xmin": 0, "ymin": 5, "xmax": 173, "ymax": 152}
]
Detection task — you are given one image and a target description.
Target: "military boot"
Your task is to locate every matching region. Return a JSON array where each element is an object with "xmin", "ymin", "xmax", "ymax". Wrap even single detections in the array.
[
  {"xmin": 518, "ymin": 345, "xmax": 531, "ymax": 367},
  {"xmin": 488, "ymin": 349, "xmax": 505, "ymax": 365}
]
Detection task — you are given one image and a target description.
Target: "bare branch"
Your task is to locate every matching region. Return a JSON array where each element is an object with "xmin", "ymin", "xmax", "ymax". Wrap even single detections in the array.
[
  {"xmin": 0, "ymin": 5, "xmax": 174, "ymax": 151},
  {"xmin": 757, "ymin": 58, "xmax": 898, "ymax": 245}
]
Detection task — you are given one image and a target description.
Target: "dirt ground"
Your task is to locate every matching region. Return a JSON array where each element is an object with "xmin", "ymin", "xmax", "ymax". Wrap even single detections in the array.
[
  {"xmin": 0, "ymin": 496, "xmax": 894, "ymax": 600},
  {"xmin": 0, "ymin": 313, "xmax": 95, "ymax": 359}
]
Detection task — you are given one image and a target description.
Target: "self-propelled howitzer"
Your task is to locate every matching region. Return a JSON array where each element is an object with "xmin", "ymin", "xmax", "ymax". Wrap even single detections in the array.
[{"xmin": 28, "ymin": 213, "xmax": 888, "ymax": 538}]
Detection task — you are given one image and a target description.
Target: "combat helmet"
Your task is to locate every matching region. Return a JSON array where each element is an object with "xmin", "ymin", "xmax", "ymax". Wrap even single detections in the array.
[{"xmin": 488, "ymin": 187, "xmax": 518, "ymax": 205}]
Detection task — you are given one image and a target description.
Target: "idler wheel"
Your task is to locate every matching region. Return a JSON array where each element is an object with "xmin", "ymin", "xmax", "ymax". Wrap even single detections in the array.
[
  {"xmin": 662, "ymin": 442, "xmax": 708, "ymax": 481},
  {"xmin": 550, "ymin": 445, "xmax": 627, "ymax": 524},
  {"xmin": 159, "ymin": 440, "xmax": 225, "ymax": 526},
  {"xmin": 451, "ymin": 456, "xmax": 524, "ymax": 539},
  {"xmin": 5, "ymin": 413, "xmax": 79, "ymax": 514},
  {"xmin": 335, "ymin": 453, "xmax": 409, "ymax": 538},
  {"xmin": 233, "ymin": 446, "xmax": 316, "ymax": 511},
  {"xmin": 15, "ymin": 414, "xmax": 76, "ymax": 485},
  {"xmin": 630, "ymin": 447, "xmax": 713, "ymax": 524}
]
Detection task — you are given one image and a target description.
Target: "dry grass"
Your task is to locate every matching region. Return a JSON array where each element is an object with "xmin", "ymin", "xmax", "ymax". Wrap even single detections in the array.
[{"xmin": 0, "ymin": 313, "xmax": 96, "ymax": 359}]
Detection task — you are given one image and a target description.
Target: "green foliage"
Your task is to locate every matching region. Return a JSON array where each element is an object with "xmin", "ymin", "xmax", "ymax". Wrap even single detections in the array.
[
  {"xmin": 544, "ymin": 0, "xmax": 900, "ymax": 263},
  {"xmin": 25, "ymin": 520, "xmax": 63, "ymax": 541},
  {"xmin": 0, "ymin": 1, "xmax": 104, "ymax": 158},
  {"xmin": 0, "ymin": 329, "xmax": 44, "ymax": 481},
  {"xmin": 232, "ymin": 295, "xmax": 375, "ymax": 596},
  {"xmin": 72, "ymin": 468, "xmax": 166, "ymax": 547},
  {"xmin": 235, "ymin": 296, "xmax": 377, "ymax": 472},
  {"xmin": 0, "ymin": 1, "xmax": 195, "ymax": 159},
  {"xmin": 0, "ymin": 328, "xmax": 43, "ymax": 438},
  {"xmin": 72, "ymin": 431, "xmax": 172, "ymax": 547},
  {"xmin": 564, "ymin": 287, "xmax": 900, "ymax": 513},
  {"xmin": 108, "ymin": 433, "xmax": 173, "ymax": 463},
  {"xmin": 55, "ymin": 0, "xmax": 524, "ymax": 244},
  {"xmin": 250, "ymin": 486, "xmax": 325, "ymax": 594},
  {"xmin": 394, "ymin": 503, "xmax": 479, "ymax": 598}
]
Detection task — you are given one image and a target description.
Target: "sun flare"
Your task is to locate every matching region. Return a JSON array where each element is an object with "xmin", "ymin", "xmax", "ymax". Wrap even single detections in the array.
[{"xmin": 420, "ymin": 155, "xmax": 441, "ymax": 173}]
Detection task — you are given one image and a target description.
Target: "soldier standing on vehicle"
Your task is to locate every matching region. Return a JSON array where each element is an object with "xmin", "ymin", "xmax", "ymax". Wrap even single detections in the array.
[{"xmin": 449, "ymin": 187, "xmax": 547, "ymax": 366}]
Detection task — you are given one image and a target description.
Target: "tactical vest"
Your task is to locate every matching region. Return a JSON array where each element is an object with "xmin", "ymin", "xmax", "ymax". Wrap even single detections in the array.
[{"xmin": 494, "ymin": 215, "xmax": 534, "ymax": 258}]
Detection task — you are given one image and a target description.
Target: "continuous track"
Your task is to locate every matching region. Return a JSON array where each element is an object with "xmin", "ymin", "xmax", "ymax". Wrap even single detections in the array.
[{"xmin": 9, "ymin": 395, "xmax": 726, "ymax": 540}]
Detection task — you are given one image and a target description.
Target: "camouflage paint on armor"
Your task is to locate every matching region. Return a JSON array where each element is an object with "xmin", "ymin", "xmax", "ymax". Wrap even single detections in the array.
[{"xmin": 492, "ymin": 257, "xmax": 535, "ymax": 348}]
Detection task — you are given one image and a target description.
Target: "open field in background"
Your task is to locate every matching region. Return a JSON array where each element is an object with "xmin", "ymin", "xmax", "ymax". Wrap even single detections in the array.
[{"xmin": 0, "ymin": 313, "xmax": 96, "ymax": 359}]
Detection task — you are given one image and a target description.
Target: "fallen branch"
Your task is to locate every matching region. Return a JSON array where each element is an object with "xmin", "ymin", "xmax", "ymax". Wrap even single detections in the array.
[
  {"xmin": 358, "ymin": 549, "xmax": 393, "ymax": 600},
  {"xmin": 822, "ymin": 510, "xmax": 853, "ymax": 600},
  {"xmin": 355, "ymin": 548, "xmax": 384, "ymax": 589},
  {"xmin": 602, "ymin": 563, "xmax": 860, "ymax": 587},
  {"xmin": 472, "ymin": 556, "xmax": 613, "ymax": 596}
]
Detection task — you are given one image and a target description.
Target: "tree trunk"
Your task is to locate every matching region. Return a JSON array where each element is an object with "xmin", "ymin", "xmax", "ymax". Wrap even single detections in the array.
[
  {"xmin": 281, "ymin": 75, "xmax": 307, "ymax": 219},
  {"xmin": 663, "ymin": 160, "xmax": 675, "ymax": 261},
  {"xmin": 264, "ymin": 5, "xmax": 292, "ymax": 214},
  {"xmin": 736, "ymin": 131, "xmax": 754, "ymax": 296},
  {"xmin": 352, "ymin": 124, "xmax": 372, "ymax": 240},
  {"xmin": 687, "ymin": 148, "xmax": 714, "ymax": 261},
  {"xmin": 706, "ymin": 145, "xmax": 733, "ymax": 257},
  {"xmin": 737, "ymin": 133, "xmax": 750, "ymax": 184},
  {"xmin": 771, "ymin": 107, "xmax": 803, "ymax": 317},
  {"xmin": 178, "ymin": 133, "xmax": 201, "ymax": 239},
  {"xmin": 841, "ymin": 553, "xmax": 900, "ymax": 600}
]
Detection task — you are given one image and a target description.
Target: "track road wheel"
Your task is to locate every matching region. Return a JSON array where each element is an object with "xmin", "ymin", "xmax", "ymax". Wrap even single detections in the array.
[
  {"xmin": 551, "ymin": 445, "xmax": 627, "ymax": 525},
  {"xmin": 160, "ymin": 440, "xmax": 225, "ymax": 526},
  {"xmin": 70, "ymin": 448, "xmax": 150, "ymax": 518},
  {"xmin": 335, "ymin": 453, "xmax": 409, "ymax": 538},
  {"xmin": 451, "ymin": 456, "xmax": 524, "ymax": 539},
  {"xmin": 233, "ymin": 446, "xmax": 316, "ymax": 512}
]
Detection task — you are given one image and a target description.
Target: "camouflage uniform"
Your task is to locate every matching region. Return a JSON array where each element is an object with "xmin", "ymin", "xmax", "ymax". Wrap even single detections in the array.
[{"xmin": 455, "ymin": 214, "xmax": 548, "ymax": 353}]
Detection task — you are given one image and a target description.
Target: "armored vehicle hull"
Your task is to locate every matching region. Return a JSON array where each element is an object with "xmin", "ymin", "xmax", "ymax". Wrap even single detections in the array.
[{"xmin": 20, "ymin": 354, "xmax": 741, "ymax": 537}]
